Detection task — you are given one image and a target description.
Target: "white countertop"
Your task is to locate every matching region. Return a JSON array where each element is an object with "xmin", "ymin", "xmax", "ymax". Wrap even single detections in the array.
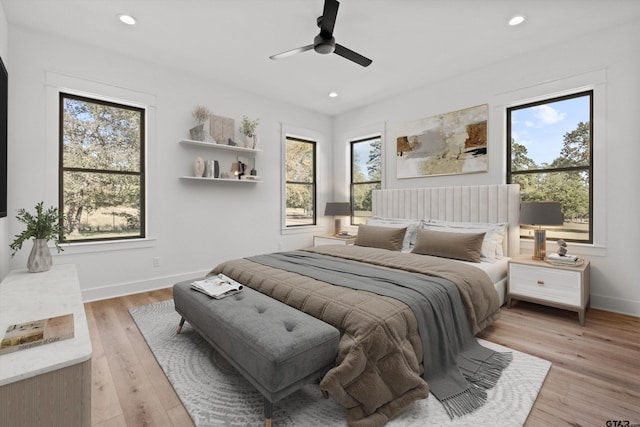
[{"xmin": 0, "ymin": 264, "xmax": 93, "ymax": 386}]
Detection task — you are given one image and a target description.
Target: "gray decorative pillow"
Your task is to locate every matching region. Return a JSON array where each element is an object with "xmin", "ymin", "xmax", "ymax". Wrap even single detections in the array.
[
  {"xmin": 355, "ymin": 224, "xmax": 407, "ymax": 251},
  {"xmin": 411, "ymin": 228, "xmax": 485, "ymax": 262}
]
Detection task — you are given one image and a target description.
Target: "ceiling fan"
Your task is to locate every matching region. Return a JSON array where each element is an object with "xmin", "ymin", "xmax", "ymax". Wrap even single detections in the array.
[{"xmin": 269, "ymin": 0, "xmax": 372, "ymax": 67}]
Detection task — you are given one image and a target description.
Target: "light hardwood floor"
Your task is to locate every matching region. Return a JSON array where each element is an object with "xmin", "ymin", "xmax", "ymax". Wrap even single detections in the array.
[{"xmin": 86, "ymin": 289, "xmax": 640, "ymax": 427}]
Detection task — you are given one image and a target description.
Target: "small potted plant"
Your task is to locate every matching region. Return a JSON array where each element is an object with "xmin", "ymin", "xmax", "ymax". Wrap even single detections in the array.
[
  {"xmin": 10, "ymin": 202, "xmax": 64, "ymax": 273},
  {"xmin": 239, "ymin": 115, "xmax": 260, "ymax": 148},
  {"xmin": 190, "ymin": 105, "xmax": 211, "ymax": 141}
]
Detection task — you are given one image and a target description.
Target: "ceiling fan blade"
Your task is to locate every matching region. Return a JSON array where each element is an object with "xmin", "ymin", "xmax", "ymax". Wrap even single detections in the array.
[
  {"xmin": 269, "ymin": 44, "xmax": 314, "ymax": 60},
  {"xmin": 320, "ymin": 0, "xmax": 339, "ymax": 37},
  {"xmin": 334, "ymin": 43, "xmax": 373, "ymax": 67}
]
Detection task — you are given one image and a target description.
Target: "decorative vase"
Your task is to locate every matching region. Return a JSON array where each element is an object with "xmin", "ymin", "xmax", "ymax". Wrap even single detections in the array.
[
  {"xmin": 189, "ymin": 124, "xmax": 205, "ymax": 141},
  {"xmin": 244, "ymin": 135, "xmax": 255, "ymax": 149},
  {"xmin": 27, "ymin": 238, "xmax": 52, "ymax": 273},
  {"xmin": 193, "ymin": 157, "xmax": 205, "ymax": 177},
  {"xmin": 205, "ymin": 160, "xmax": 220, "ymax": 178}
]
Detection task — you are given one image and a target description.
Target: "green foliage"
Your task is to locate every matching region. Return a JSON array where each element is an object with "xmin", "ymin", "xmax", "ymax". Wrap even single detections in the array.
[
  {"xmin": 285, "ymin": 139, "xmax": 315, "ymax": 212},
  {"xmin": 239, "ymin": 115, "xmax": 259, "ymax": 136},
  {"xmin": 61, "ymin": 96, "xmax": 143, "ymax": 238},
  {"xmin": 10, "ymin": 202, "xmax": 63, "ymax": 257},
  {"xmin": 512, "ymin": 122, "xmax": 591, "ymax": 228},
  {"xmin": 352, "ymin": 138, "xmax": 382, "ymax": 217}
]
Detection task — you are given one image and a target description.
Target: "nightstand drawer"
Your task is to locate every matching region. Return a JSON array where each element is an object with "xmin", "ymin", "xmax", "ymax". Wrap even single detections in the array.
[{"xmin": 509, "ymin": 263, "xmax": 581, "ymax": 306}]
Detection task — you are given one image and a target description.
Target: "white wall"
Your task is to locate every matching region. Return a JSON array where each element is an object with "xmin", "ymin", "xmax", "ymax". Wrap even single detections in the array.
[
  {"xmin": 0, "ymin": 2, "xmax": 9, "ymax": 281},
  {"xmin": 333, "ymin": 22, "xmax": 640, "ymax": 317},
  {"xmin": 6, "ymin": 25, "xmax": 333, "ymax": 300}
]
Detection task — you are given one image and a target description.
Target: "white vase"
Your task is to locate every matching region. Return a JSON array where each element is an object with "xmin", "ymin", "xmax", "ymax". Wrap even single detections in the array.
[
  {"xmin": 193, "ymin": 157, "xmax": 205, "ymax": 177},
  {"xmin": 244, "ymin": 134, "xmax": 257, "ymax": 149},
  {"xmin": 27, "ymin": 238, "xmax": 52, "ymax": 273}
]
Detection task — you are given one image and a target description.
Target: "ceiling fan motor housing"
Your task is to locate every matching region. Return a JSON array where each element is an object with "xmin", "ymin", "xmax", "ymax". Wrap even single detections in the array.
[{"xmin": 314, "ymin": 34, "xmax": 336, "ymax": 54}]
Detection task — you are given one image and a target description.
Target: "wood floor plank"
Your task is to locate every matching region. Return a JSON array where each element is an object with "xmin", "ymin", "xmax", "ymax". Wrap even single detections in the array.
[{"xmin": 87, "ymin": 290, "xmax": 640, "ymax": 427}]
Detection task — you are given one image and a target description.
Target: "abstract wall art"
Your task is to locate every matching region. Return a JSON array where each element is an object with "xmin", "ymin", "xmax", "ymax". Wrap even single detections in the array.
[{"xmin": 396, "ymin": 104, "xmax": 488, "ymax": 178}]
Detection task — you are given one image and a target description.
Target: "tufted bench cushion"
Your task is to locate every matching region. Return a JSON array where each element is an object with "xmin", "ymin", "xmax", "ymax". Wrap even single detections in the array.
[{"xmin": 173, "ymin": 280, "xmax": 340, "ymax": 425}]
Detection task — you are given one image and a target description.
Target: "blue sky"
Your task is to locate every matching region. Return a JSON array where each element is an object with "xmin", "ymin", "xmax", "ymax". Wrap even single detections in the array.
[{"xmin": 510, "ymin": 94, "xmax": 590, "ymax": 166}]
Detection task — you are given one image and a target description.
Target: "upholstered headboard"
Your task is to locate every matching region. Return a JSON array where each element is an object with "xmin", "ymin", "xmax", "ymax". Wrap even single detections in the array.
[{"xmin": 372, "ymin": 184, "xmax": 521, "ymax": 257}]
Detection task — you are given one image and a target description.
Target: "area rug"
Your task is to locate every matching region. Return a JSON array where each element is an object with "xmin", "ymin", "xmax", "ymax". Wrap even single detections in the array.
[{"xmin": 130, "ymin": 300, "xmax": 551, "ymax": 427}]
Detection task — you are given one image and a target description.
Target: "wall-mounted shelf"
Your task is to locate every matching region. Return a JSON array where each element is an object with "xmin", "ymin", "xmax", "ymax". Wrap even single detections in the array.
[
  {"xmin": 180, "ymin": 176, "xmax": 261, "ymax": 183},
  {"xmin": 179, "ymin": 138, "xmax": 262, "ymax": 183},
  {"xmin": 180, "ymin": 139, "xmax": 262, "ymax": 154}
]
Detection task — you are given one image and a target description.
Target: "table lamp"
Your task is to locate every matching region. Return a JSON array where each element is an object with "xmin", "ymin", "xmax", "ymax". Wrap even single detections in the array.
[
  {"xmin": 520, "ymin": 201, "xmax": 564, "ymax": 260},
  {"xmin": 324, "ymin": 202, "xmax": 351, "ymax": 236}
]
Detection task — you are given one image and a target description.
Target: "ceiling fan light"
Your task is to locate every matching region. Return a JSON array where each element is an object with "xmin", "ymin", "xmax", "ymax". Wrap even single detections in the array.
[
  {"xmin": 329, "ymin": 92, "xmax": 338, "ymax": 98},
  {"xmin": 509, "ymin": 15, "xmax": 525, "ymax": 26}
]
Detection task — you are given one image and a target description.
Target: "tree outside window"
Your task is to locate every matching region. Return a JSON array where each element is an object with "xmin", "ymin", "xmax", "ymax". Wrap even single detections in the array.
[
  {"xmin": 507, "ymin": 91, "xmax": 593, "ymax": 243},
  {"xmin": 285, "ymin": 136, "xmax": 316, "ymax": 227},
  {"xmin": 59, "ymin": 93, "xmax": 145, "ymax": 242},
  {"xmin": 351, "ymin": 136, "xmax": 382, "ymax": 225}
]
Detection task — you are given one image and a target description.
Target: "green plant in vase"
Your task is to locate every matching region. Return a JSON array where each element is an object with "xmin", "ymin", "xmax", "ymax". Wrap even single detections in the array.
[
  {"xmin": 10, "ymin": 202, "xmax": 64, "ymax": 273},
  {"xmin": 239, "ymin": 115, "xmax": 260, "ymax": 148}
]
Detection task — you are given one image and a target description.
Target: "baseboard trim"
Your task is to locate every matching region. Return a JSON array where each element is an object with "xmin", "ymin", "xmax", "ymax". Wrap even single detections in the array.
[
  {"xmin": 591, "ymin": 294, "xmax": 640, "ymax": 318},
  {"xmin": 82, "ymin": 269, "xmax": 210, "ymax": 302}
]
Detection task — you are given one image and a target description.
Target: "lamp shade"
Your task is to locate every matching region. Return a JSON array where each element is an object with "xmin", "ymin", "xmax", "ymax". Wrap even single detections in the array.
[
  {"xmin": 324, "ymin": 202, "xmax": 351, "ymax": 216},
  {"xmin": 520, "ymin": 201, "xmax": 564, "ymax": 226}
]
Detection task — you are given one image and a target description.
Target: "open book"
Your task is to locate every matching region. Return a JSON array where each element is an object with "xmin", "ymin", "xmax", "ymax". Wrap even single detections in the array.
[
  {"xmin": 0, "ymin": 313, "xmax": 74, "ymax": 355},
  {"xmin": 191, "ymin": 274, "xmax": 244, "ymax": 299}
]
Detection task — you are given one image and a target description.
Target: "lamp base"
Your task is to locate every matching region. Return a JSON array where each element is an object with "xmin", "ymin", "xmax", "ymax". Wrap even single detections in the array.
[
  {"xmin": 532, "ymin": 228, "xmax": 547, "ymax": 260},
  {"xmin": 333, "ymin": 218, "xmax": 342, "ymax": 236}
]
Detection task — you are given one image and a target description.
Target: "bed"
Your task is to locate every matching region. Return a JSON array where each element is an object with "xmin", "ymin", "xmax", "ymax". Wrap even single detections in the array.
[{"xmin": 209, "ymin": 184, "xmax": 520, "ymax": 427}]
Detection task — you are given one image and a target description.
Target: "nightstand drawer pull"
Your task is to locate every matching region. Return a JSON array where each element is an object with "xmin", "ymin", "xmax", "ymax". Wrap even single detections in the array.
[{"xmin": 537, "ymin": 280, "xmax": 545, "ymax": 286}]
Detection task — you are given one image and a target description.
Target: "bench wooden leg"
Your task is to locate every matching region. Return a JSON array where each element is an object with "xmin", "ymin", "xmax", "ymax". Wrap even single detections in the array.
[
  {"xmin": 177, "ymin": 317, "xmax": 186, "ymax": 334},
  {"xmin": 264, "ymin": 398, "xmax": 272, "ymax": 427}
]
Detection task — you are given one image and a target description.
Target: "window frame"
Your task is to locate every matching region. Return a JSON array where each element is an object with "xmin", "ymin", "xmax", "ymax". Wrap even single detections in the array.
[
  {"xmin": 284, "ymin": 135, "xmax": 317, "ymax": 228},
  {"xmin": 58, "ymin": 92, "xmax": 146, "ymax": 243},
  {"xmin": 350, "ymin": 135, "xmax": 382, "ymax": 225},
  {"xmin": 506, "ymin": 90, "xmax": 593, "ymax": 244}
]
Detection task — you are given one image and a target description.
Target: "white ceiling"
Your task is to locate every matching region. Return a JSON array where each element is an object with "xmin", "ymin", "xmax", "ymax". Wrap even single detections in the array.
[{"xmin": 3, "ymin": 0, "xmax": 640, "ymax": 116}]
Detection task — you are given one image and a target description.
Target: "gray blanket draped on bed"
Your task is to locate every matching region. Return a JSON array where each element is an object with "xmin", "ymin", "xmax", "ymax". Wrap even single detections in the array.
[{"xmin": 248, "ymin": 250, "xmax": 512, "ymax": 418}]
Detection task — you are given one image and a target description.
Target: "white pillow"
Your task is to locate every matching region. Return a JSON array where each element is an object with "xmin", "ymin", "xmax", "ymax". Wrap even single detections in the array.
[
  {"xmin": 422, "ymin": 220, "xmax": 508, "ymax": 262},
  {"xmin": 367, "ymin": 217, "xmax": 422, "ymax": 252}
]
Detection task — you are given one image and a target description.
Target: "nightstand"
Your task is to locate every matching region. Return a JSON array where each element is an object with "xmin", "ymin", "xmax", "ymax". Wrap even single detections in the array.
[
  {"xmin": 507, "ymin": 254, "xmax": 590, "ymax": 325},
  {"xmin": 313, "ymin": 234, "xmax": 357, "ymax": 246}
]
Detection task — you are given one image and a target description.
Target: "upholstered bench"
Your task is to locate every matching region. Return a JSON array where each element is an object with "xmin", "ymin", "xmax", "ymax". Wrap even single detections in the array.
[{"xmin": 173, "ymin": 280, "xmax": 340, "ymax": 427}]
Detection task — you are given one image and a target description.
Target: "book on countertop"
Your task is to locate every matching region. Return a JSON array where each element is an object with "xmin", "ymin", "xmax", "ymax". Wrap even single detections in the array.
[
  {"xmin": 0, "ymin": 313, "xmax": 75, "ymax": 355},
  {"xmin": 191, "ymin": 274, "xmax": 244, "ymax": 299},
  {"xmin": 546, "ymin": 253, "xmax": 584, "ymax": 267}
]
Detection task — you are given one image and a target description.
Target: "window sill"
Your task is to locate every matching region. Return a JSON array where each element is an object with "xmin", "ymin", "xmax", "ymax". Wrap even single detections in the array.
[
  {"xmin": 280, "ymin": 225, "xmax": 324, "ymax": 236},
  {"xmin": 54, "ymin": 237, "xmax": 157, "ymax": 255}
]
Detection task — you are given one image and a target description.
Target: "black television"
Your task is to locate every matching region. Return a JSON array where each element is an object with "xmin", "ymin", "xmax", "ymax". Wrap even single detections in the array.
[{"xmin": 0, "ymin": 55, "xmax": 6, "ymax": 218}]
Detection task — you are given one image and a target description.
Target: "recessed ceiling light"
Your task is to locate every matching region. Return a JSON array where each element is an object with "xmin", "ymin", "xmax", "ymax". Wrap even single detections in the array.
[
  {"xmin": 118, "ymin": 14, "xmax": 136, "ymax": 25},
  {"xmin": 329, "ymin": 92, "xmax": 338, "ymax": 98},
  {"xmin": 508, "ymin": 15, "xmax": 525, "ymax": 26}
]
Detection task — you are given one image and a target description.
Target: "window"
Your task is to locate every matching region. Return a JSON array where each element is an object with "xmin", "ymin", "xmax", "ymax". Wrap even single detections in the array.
[
  {"xmin": 285, "ymin": 136, "xmax": 316, "ymax": 227},
  {"xmin": 351, "ymin": 136, "xmax": 382, "ymax": 224},
  {"xmin": 507, "ymin": 90, "xmax": 593, "ymax": 243},
  {"xmin": 59, "ymin": 93, "xmax": 145, "ymax": 242}
]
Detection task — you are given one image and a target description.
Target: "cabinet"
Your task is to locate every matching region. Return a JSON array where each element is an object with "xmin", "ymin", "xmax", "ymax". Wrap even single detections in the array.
[
  {"xmin": 507, "ymin": 254, "xmax": 590, "ymax": 325},
  {"xmin": 179, "ymin": 139, "xmax": 263, "ymax": 183},
  {"xmin": 0, "ymin": 264, "xmax": 92, "ymax": 426},
  {"xmin": 314, "ymin": 234, "xmax": 357, "ymax": 246}
]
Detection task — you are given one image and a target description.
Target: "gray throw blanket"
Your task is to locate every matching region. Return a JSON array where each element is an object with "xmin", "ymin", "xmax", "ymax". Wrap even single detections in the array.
[{"xmin": 248, "ymin": 251, "xmax": 512, "ymax": 418}]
